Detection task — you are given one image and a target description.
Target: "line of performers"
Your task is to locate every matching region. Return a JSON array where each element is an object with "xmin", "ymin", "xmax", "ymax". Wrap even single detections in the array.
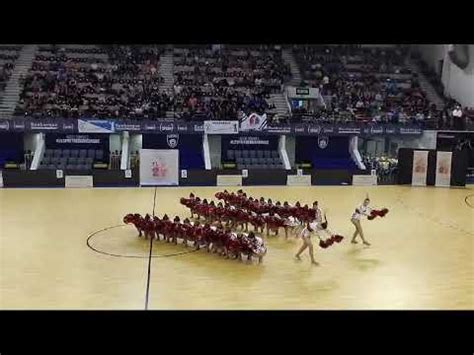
[
  {"xmin": 183, "ymin": 189, "xmax": 389, "ymax": 265},
  {"xmin": 180, "ymin": 191, "xmax": 345, "ymax": 263},
  {"xmin": 123, "ymin": 213, "xmax": 267, "ymax": 263}
]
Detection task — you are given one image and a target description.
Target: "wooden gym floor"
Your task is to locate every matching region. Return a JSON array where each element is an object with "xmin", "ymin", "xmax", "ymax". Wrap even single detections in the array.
[{"xmin": 0, "ymin": 185, "xmax": 472, "ymax": 310}]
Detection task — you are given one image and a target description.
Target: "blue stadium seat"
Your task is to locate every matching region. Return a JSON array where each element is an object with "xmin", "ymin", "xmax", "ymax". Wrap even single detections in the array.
[
  {"xmin": 95, "ymin": 150, "xmax": 104, "ymax": 160},
  {"xmin": 87, "ymin": 149, "xmax": 95, "ymax": 158}
]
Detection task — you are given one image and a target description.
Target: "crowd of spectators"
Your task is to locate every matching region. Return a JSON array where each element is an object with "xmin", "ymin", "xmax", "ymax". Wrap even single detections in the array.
[
  {"xmin": 0, "ymin": 46, "xmax": 20, "ymax": 92},
  {"xmin": 10, "ymin": 44, "xmax": 473, "ymax": 130},
  {"xmin": 292, "ymin": 45, "xmax": 444, "ymax": 127},
  {"xmin": 171, "ymin": 45, "xmax": 289, "ymax": 120},
  {"xmin": 15, "ymin": 45, "xmax": 169, "ymax": 119}
]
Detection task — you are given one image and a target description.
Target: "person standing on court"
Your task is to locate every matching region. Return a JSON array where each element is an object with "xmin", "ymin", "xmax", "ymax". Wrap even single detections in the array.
[{"xmin": 295, "ymin": 222, "xmax": 319, "ymax": 266}]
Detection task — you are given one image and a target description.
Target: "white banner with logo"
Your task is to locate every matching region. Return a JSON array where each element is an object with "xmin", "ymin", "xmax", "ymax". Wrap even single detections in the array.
[
  {"xmin": 0, "ymin": 170, "xmax": 3, "ymax": 187},
  {"xmin": 65, "ymin": 175, "xmax": 93, "ymax": 188},
  {"xmin": 435, "ymin": 151, "xmax": 452, "ymax": 187},
  {"xmin": 139, "ymin": 149, "xmax": 179, "ymax": 186},
  {"xmin": 352, "ymin": 174, "xmax": 377, "ymax": 186},
  {"xmin": 287, "ymin": 175, "xmax": 311, "ymax": 186},
  {"xmin": 78, "ymin": 120, "xmax": 115, "ymax": 134},
  {"xmin": 411, "ymin": 150, "xmax": 429, "ymax": 186},
  {"xmin": 239, "ymin": 112, "xmax": 268, "ymax": 131},
  {"xmin": 204, "ymin": 121, "xmax": 239, "ymax": 134},
  {"xmin": 217, "ymin": 175, "xmax": 242, "ymax": 186}
]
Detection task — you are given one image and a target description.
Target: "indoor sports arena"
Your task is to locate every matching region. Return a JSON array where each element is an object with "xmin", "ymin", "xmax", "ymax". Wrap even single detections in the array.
[{"xmin": 0, "ymin": 44, "xmax": 472, "ymax": 310}]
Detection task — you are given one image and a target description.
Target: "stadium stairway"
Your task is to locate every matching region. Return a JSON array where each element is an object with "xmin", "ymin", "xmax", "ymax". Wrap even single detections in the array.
[
  {"xmin": 0, "ymin": 45, "xmax": 37, "ymax": 118},
  {"xmin": 268, "ymin": 92, "xmax": 290, "ymax": 119},
  {"xmin": 282, "ymin": 48, "xmax": 302, "ymax": 86},
  {"xmin": 158, "ymin": 48, "xmax": 175, "ymax": 119},
  {"xmin": 406, "ymin": 58, "xmax": 446, "ymax": 111}
]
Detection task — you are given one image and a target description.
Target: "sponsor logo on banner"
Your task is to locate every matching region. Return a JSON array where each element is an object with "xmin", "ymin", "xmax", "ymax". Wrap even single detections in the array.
[
  {"xmin": 144, "ymin": 123, "xmax": 157, "ymax": 131},
  {"xmin": 322, "ymin": 126, "xmax": 334, "ymax": 134},
  {"xmin": 78, "ymin": 120, "xmax": 115, "ymax": 133},
  {"xmin": 400, "ymin": 128, "xmax": 422, "ymax": 135},
  {"xmin": 166, "ymin": 134, "xmax": 179, "ymax": 148},
  {"xmin": 385, "ymin": 127, "xmax": 396, "ymax": 134},
  {"xmin": 411, "ymin": 150, "xmax": 429, "ymax": 186},
  {"xmin": 160, "ymin": 123, "xmax": 175, "ymax": 132},
  {"xmin": 204, "ymin": 121, "xmax": 239, "ymax": 134},
  {"xmin": 318, "ymin": 136, "xmax": 329, "ymax": 149},
  {"xmin": 194, "ymin": 124, "xmax": 204, "ymax": 132},
  {"xmin": 0, "ymin": 120, "xmax": 9, "ymax": 131},
  {"xmin": 240, "ymin": 112, "xmax": 268, "ymax": 131},
  {"xmin": 294, "ymin": 125, "xmax": 305, "ymax": 134},
  {"xmin": 13, "ymin": 122, "xmax": 25, "ymax": 130},
  {"xmin": 308, "ymin": 125, "xmax": 322, "ymax": 135},
  {"xmin": 370, "ymin": 127, "xmax": 384, "ymax": 134},
  {"xmin": 30, "ymin": 122, "xmax": 59, "ymax": 130},
  {"xmin": 337, "ymin": 127, "xmax": 361, "ymax": 134},
  {"xmin": 435, "ymin": 151, "xmax": 452, "ymax": 187},
  {"xmin": 177, "ymin": 123, "xmax": 189, "ymax": 132},
  {"xmin": 265, "ymin": 126, "xmax": 292, "ymax": 134},
  {"xmin": 115, "ymin": 123, "xmax": 141, "ymax": 131},
  {"xmin": 61, "ymin": 123, "xmax": 75, "ymax": 131}
]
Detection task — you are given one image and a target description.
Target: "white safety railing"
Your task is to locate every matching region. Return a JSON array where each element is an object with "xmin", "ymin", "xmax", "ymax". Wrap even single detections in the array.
[
  {"xmin": 30, "ymin": 133, "xmax": 45, "ymax": 170},
  {"xmin": 203, "ymin": 134, "xmax": 212, "ymax": 170},
  {"xmin": 279, "ymin": 135, "xmax": 291, "ymax": 170},
  {"xmin": 349, "ymin": 135, "xmax": 366, "ymax": 170},
  {"xmin": 120, "ymin": 131, "xmax": 130, "ymax": 170}
]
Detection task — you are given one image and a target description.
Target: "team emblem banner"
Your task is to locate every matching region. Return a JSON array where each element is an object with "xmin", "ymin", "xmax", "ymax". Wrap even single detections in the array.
[
  {"xmin": 239, "ymin": 112, "xmax": 268, "ymax": 131},
  {"xmin": 139, "ymin": 149, "xmax": 179, "ymax": 186},
  {"xmin": 435, "ymin": 151, "xmax": 452, "ymax": 187},
  {"xmin": 411, "ymin": 150, "xmax": 428, "ymax": 186}
]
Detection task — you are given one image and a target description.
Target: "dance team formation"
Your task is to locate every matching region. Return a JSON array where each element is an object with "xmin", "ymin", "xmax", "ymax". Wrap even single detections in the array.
[{"xmin": 123, "ymin": 189, "xmax": 389, "ymax": 265}]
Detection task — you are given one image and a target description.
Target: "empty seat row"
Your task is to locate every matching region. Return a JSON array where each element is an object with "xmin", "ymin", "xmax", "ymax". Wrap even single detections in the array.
[
  {"xmin": 236, "ymin": 163, "xmax": 284, "ymax": 170},
  {"xmin": 44, "ymin": 149, "xmax": 103, "ymax": 160},
  {"xmin": 42, "ymin": 156, "xmax": 94, "ymax": 165},
  {"xmin": 39, "ymin": 163, "xmax": 93, "ymax": 170},
  {"xmin": 227, "ymin": 150, "xmax": 279, "ymax": 159},
  {"xmin": 235, "ymin": 157, "xmax": 281, "ymax": 165}
]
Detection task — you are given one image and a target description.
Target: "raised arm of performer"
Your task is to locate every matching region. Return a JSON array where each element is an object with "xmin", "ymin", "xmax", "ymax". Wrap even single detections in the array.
[{"xmin": 350, "ymin": 196, "xmax": 372, "ymax": 246}]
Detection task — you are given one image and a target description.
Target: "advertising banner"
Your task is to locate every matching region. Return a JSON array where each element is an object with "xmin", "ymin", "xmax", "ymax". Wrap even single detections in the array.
[
  {"xmin": 78, "ymin": 120, "xmax": 115, "ymax": 134},
  {"xmin": 65, "ymin": 175, "xmax": 93, "ymax": 188},
  {"xmin": 435, "ymin": 151, "xmax": 452, "ymax": 187},
  {"xmin": 139, "ymin": 149, "xmax": 179, "ymax": 186},
  {"xmin": 411, "ymin": 150, "xmax": 429, "ymax": 186},
  {"xmin": 0, "ymin": 118, "xmax": 424, "ymax": 136},
  {"xmin": 216, "ymin": 175, "xmax": 242, "ymax": 186},
  {"xmin": 204, "ymin": 121, "xmax": 239, "ymax": 134},
  {"xmin": 287, "ymin": 175, "xmax": 311, "ymax": 186}
]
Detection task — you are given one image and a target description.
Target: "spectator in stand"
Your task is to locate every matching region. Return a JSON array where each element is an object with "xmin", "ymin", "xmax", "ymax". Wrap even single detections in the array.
[{"xmin": 452, "ymin": 105, "xmax": 464, "ymax": 130}]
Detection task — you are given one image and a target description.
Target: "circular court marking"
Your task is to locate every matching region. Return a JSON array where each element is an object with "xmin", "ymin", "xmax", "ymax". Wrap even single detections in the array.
[{"xmin": 86, "ymin": 224, "xmax": 201, "ymax": 259}]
